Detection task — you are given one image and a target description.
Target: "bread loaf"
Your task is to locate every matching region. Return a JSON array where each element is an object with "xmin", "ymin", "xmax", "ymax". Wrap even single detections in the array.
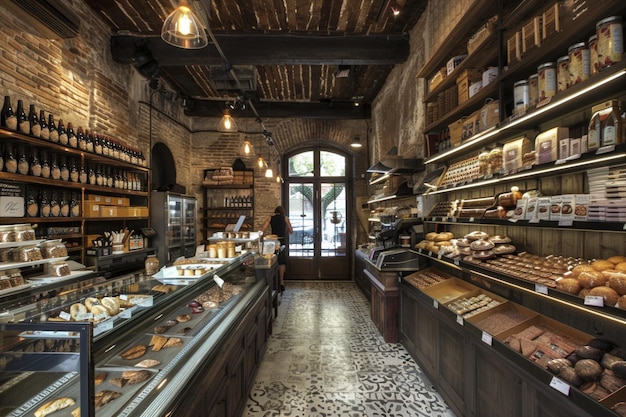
[{"xmin": 589, "ymin": 286, "xmax": 619, "ymax": 307}]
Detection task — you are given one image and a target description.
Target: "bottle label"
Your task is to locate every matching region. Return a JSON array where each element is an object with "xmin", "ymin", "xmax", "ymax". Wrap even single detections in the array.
[{"xmin": 603, "ymin": 126, "xmax": 616, "ymax": 146}]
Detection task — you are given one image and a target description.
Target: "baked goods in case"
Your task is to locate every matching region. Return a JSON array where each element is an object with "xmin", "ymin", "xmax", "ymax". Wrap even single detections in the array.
[
  {"xmin": 135, "ymin": 359, "xmax": 160, "ymax": 368},
  {"xmin": 70, "ymin": 303, "xmax": 87, "ymax": 320},
  {"xmin": 120, "ymin": 344, "xmax": 147, "ymax": 360},
  {"xmin": 95, "ymin": 390, "xmax": 122, "ymax": 408},
  {"xmin": 589, "ymin": 286, "xmax": 619, "ymax": 306},
  {"xmin": 121, "ymin": 370, "xmax": 151, "ymax": 385},
  {"xmin": 34, "ymin": 397, "xmax": 76, "ymax": 417},
  {"xmin": 163, "ymin": 337, "xmax": 183, "ymax": 348}
]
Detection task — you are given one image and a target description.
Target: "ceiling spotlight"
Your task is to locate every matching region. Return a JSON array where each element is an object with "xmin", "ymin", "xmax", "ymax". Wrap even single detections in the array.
[
  {"xmin": 391, "ymin": 6, "xmax": 400, "ymax": 16},
  {"xmin": 351, "ymin": 136, "xmax": 363, "ymax": 149},
  {"xmin": 161, "ymin": 0, "xmax": 208, "ymax": 49}
]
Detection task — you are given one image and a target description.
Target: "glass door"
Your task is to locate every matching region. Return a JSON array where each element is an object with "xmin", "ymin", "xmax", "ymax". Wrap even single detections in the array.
[{"xmin": 285, "ymin": 149, "xmax": 350, "ymax": 280}]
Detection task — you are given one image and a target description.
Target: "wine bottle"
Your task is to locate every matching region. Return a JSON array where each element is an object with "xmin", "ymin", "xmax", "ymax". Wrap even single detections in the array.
[
  {"xmin": 96, "ymin": 164, "xmax": 104, "ymax": 186},
  {"xmin": 48, "ymin": 114, "xmax": 58, "ymax": 142},
  {"xmin": 38, "ymin": 110, "xmax": 49, "ymax": 140},
  {"xmin": 16, "ymin": 100, "xmax": 29, "ymax": 134},
  {"xmin": 26, "ymin": 189, "xmax": 38, "ymax": 217},
  {"xmin": 77, "ymin": 126, "xmax": 86, "ymax": 150},
  {"xmin": 17, "ymin": 144, "xmax": 29, "ymax": 175},
  {"xmin": 50, "ymin": 190, "xmax": 60, "ymax": 217},
  {"xmin": 85, "ymin": 130, "xmax": 94, "ymax": 153},
  {"xmin": 106, "ymin": 166, "xmax": 113, "ymax": 187},
  {"xmin": 60, "ymin": 191, "xmax": 69, "ymax": 217},
  {"xmin": 70, "ymin": 192, "xmax": 80, "ymax": 217},
  {"xmin": 67, "ymin": 122, "xmax": 77, "ymax": 148},
  {"xmin": 30, "ymin": 148, "xmax": 41, "ymax": 177},
  {"xmin": 69, "ymin": 157, "xmax": 78, "ymax": 182},
  {"xmin": 5, "ymin": 144, "xmax": 17, "ymax": 174},
  {"xmin": 57, "ymin": 119, "xmax": 68, "ymax": 145},
  {"xmin": 88, "ymin": 163, "xmax": 96, "ymax": 185},
  {"xmin": 79, "ymin": 163, "xmax": 87, "ymax": 184},
  {"xmin": 94, "ymin": 133, "xmax": 102, "ymax": 154},
  {"xmin": 40, "ymin": 190, "xmax": 50, "ymax": 217},
  {"xmin": 28, "ymin": 104, "xmax": 40, "ymax": 137},
  {"xmin": 40, "ymin": 150, "xmax": 50, "ymax": 178},
  {"xmin": 50, "ymin": 154, "xmax": 61, "ymax": 180},
  {"xmin": 1, "ymin": 96, "xmax": 17, "ymax": 130}
]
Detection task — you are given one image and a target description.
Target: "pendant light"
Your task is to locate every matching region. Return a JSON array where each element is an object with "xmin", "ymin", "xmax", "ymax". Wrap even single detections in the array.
[
  {"xmin": 161, "ymin": 0, "xmax": 208, "ymax": 49},
  {"xmin": 242, "ymin": 138, "xmax": 254, "ymax": 155},
  {"xmin": 217, "ymin": 112, "xmax": 237, "ymax": 132},
  {"xmin": 350, "ymin": 135, "xmax": 362, "ymax": 148}
]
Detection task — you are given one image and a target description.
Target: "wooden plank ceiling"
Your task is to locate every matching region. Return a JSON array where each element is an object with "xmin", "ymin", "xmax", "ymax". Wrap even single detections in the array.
[{"xmin": 85, "ymin": 0, "xmax": 427, "ymax": 118}]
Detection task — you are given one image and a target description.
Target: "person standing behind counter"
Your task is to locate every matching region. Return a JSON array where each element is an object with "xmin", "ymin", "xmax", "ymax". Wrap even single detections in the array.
[{"xmin": 261, "ymin": 206, "xmax": 293, "ymax": 292}]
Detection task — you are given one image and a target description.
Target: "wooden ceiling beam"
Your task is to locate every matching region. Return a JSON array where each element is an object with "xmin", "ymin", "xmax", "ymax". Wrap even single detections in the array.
[{"xmin": 110, "ymin": 33, "xmax": 409, "ymax": 66}]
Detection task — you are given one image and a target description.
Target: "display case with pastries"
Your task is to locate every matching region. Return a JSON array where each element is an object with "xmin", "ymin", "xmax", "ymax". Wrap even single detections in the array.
[{"xmin": 0, "ymin": 252, "xmax": 269, "ymax": 417}]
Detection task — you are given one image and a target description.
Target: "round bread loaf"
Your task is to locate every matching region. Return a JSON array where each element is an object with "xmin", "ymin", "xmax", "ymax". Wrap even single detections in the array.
[
  {"xmin": 615, "ymin": 262, "xmax": 626, "ymax": 272},
  {"xmin": 489, "ymin": 235, "xmax": 511, "ymax": 244},
  {"xmin": 492, "ymin": 244, "xmax": 516, "ymax": 255},
  {"xmin": 465, "ymin": 231, "xmax": 489, "ymax": 241},
  {"xmin": 101, "ymin": 297, "xmax": 120, "ymax": 315},
  {"xmin": 609, "ymin": 273, "xmax": 626, "ymax": 295},
  {"xmin": 425, "ymin": 232, "xmax": 438, "ymax": 241},
  {"xmin": 608, "ymin": 256, "xmax": 626, "ymax": 265},
  {"xmin": 435, "ymin": 232, "xmax": 454, "ymax": 242},
  {"xmin": 556, "ymin": 278, "xmax": 581, "ymax": 295},
  {"xmin": 575, "ymin": 359, "xmax": 603, "ymax": 381},
  {"xmin": 619, "ymin": 295, "xmax": 626, "ymax": 310},
  {"xmin": 470, "ymin": 239, "xmax": 495, "ymax": 251},
  {"xmin": 592, "ymin": 259, "xmax": 615, "ymax": 272},
  {"xmin": 578, "ymin": 271, "xmax": 608, "ymax": 288},
  {"xmin": 84, "ymin": 297, "xmax": 99, "ymax": 311},
  {"xmin": 589, "ymin": 286, "xmax": 619, "ymax": 306},
  {"xmin": 70, "ymin": 303, "xmax": 87, "ymax": 320},
  {"xmin": 571, "ymin": 264, "xmax": 596, "ymax": 277}
]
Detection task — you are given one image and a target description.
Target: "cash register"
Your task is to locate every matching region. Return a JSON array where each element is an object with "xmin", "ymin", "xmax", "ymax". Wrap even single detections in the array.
[{"xmin": 369, "ymin": 217, "xmax": 427, "ymax": 271}]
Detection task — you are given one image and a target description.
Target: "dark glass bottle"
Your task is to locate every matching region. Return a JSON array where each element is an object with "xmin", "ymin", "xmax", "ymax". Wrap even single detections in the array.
[
  {"xmin": 96, "ymin": 164, "xmax": 104, "ymax": 186},
  {"xmin": 70, "ymin": 192, "xmax": 80, "ymax": 217},
  {"xmin": 86, "ymin": 130, "xmax": 94, "ymax": 153},
  {"xmin": 79, "ymin": 163, "xmax": 87, "ymax": 184},
  {"xmin": 50, "ymin": 154, "xmax": 60, "ymax": 180},
  {"xmin": 69, "ymin": 158, "xmax": 79, "ymax": 182},
  {"xmin": 59, "ymin": 156, "xmax": 69, "ymax": 181},
  {"xmin": 88, "ymin": 163, "xmax": 96, "ymax": 185},
  {"xmin": 26, "ymin": 189, "xmax": 38, "ymax": 217},
  {"xmin": 1, "ymin": 96, "xmax": 17, "ymax": 130},
  {"xmin": 67, "ymin": 123, "xmax": 77, "ymax": 148},
  {"xmin": 48, "ymin": 114, "xmax": 58, "ymax": 142},
  {"xmin": 40, "ymin": 190, "xmax": 51, "ymax": 218},
  {"xmin": 40, "ymin": 150, "xmax": 50, "ymax": 178},
  {"xmin": 17, "ymin": 144, "xmax": 29, "ymax": 175},
  {"xmin": 50, "ymin": 190, "xmax": 60, "ymax": 217},
  {"xmin": 5, "ymin": 144, "xmax": 17, "ymax": 174},
  {"xmin": 0, "ymin": 142, "xmax": 4, "ymax": 172},
  {"xmin": 60, "ymin": 191, "xmax": 69, "ymax": 217},
  {"xmin": 30, "ymin": 148, "xmax": 41, "ymax": 177},
  {"xmin": 28, "ymin": 104, "xmax": 40, "ymax": 137},
  {"xmin": 16, "ymin": 100, "xmax": 29, "ymax": 134},
  {"xmin": 106, "ymin": 166, "xmax": 113, "ymax": 187},
  {"xmin": 94, "ymin": 133, "xmax": 102, "ymax": 155},
  {"xmin": 57, "ymin": 119, "xmax": 67, "ymax": 145},
  {"xmin": 77, "ymin": 126, "xmax": 86, "ymax": 151},
  {"xmin": 38, "ymin": 110, "xmax": 49, "ymax": 140}
]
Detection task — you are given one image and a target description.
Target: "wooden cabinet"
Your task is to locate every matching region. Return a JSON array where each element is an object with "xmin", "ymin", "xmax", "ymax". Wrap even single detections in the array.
[
  {"xmin": 202, "ymin": 168, "xmax": 254, "ymax": 240},
  {"xmin": 364, "ymin": 263, "xmax": 400, "ymax": 343},
  {"xmin": 0, "ymin": 126, "xmax": 149, "ymax": 267}
]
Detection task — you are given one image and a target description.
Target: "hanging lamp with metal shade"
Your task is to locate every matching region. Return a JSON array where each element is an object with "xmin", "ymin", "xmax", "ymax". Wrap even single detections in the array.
[
  {"xmin": 161, "ymin": 0, "xmax": 208, "ymax": 49},
  {"xmin": 217, "ymin": 112, "xmax": 238, "ymax": 132}
]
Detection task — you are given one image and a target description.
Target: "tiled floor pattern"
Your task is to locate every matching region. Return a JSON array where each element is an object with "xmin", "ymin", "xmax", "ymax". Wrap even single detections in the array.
[{"xmin": 242, "ymin": 281, "xmax": 457, "ymax": 417}]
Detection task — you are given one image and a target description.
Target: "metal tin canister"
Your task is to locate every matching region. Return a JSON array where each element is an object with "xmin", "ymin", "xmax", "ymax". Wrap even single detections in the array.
[
  {"xmin": 537, "ymin": 62, "xmax": 557, "ymax": 100},
  {"xmin": 568, "ymin": 42, "xmax": 590, "ymax": 85},
  {"xmin": 596, "ymin": 16, "xmax": 624, "ymax": 71},
  {"xmin": 589, "ymin": 34, "xmax": 599, "ymax": 76},
  {"xmin": 528, "ymin": 74, "xmax": 539, "ymax": 106},
  {"xmin": 557, "ymin": 56, "xmax": 570, "ymax": 92},
  {"xmin": 513, "ymin": 80, "xmax": 529, "ymax": 114}
]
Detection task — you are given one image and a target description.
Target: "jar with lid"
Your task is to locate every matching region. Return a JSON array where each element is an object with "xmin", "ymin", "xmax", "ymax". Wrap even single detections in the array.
[
  {"xmin": 478, "ymin": 149, "xmax": 490, "ymax": 177},
  {"xmin": 568, "ymin": 42, "xmax": 590, "ymax": 86},
  {"xmin": 556, "ymin": 56, "xmax": 570, "ymax": 92},
  {"xmin": 596, "ymin": 16, "xmax": 623, "ymax": 71},
  {"xmin": 513, "ymin": 80, "xmax": 529, "ymax": 115},
  {"xmin": 226, "ymin": 241, "xmax": 236, "ymax": 258},
  {"xmin": 537, "ymin": 62, "xmax": 557, "ymax": 100},
  {"xmin": 207, "ymin": 244, "xmax": 217, "ymax": 258},
  {"xmin": 29, "ymin": 148, "xmax": 41, "ymax": 177},
  {"xmin": 216, "ymin": 242, "xmax": 227, "ymax": 258},
  {"xmin": 5, "ymin": 144, "xmax": 17, "ymax": 174},
  {"xmin": 26, "ymin": 189, "xmax": 38, "ymax": 217},
  {"xmin": 145, "ymin": 255, "xmax": 159, "ymax": 276},
  {"xmin": 487, "ymin": 147, "xmax": 503, "ymax": 175}
]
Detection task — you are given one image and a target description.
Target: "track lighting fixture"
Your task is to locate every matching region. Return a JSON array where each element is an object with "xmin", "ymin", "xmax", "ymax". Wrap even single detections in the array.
[
  {"xmin": 161, "ymin": 0, "xmax": 208, "ymax": 49},
  {"xmin": 391, "ymin": 6, "xmax": 400, "ymax": 16}
]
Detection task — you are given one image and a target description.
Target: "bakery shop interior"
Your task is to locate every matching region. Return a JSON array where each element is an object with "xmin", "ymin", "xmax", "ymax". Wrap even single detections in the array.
[{"xmin": 1, "ymin": 0, "xmax": 626, "ymax": 416}]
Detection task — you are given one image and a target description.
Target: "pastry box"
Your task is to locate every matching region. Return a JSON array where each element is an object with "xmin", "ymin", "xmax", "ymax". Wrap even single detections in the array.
[{"xmin": 422, "ymin": 278, "xmax": 477, "ymax": 304}]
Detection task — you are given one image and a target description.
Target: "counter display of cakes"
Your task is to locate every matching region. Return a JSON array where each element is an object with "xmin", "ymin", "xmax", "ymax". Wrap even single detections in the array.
[{"xmin": 0, "ymin": 264, "xmax": 252, "ymax": 417}]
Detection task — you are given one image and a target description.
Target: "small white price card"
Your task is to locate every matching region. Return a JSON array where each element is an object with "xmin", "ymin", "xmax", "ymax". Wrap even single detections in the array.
[
  {"xmin": 437, "ymin": 254, "xmax": 442, "ymax": 260},
  {"xmin": 456, "ymin": 315, "xmax": 464, "ymax": 326},
  {"xmin": 453, "ymin": 258, "xmax": 460, "ymax": 266},
  {"xmin": 433, "ymin": 300, "xmax": 439, "ymax": 309},
  {"xmin": 418, "ymin": 248, "xmax": 423, "ymax": 253},
  {"xmin": 214, "ymin": 274, "xmax": 225, "ymax": 288},
  {"xmin": 596, "ymin": 145, "xmax": 615, "ymax": 155},
  {"xmin": 469, "ymin": 217, "xmax": 475, "ymax": 222},
  {"xmin": 550, "ymin": 377, "xmax": 570, "ymax": 396},
  {"xmin": 94, "ymin": 319, "xmax": 114, "ymax": 336},
  {"xmin": 529, "ymin": 218, "xmax": 540, "ymax": 224},
  {"xmin": 535, "ymin": 284, "xmax": 548, "ymax": 294},
  {"xmin": 428, "ymin": 251, "xmax": 433, "ymax": 257},
  {"xmin": 481, "ymin": 331, "xmax": 493, "ymax": 346},
  {"xmin": 119, "ymin": 294, "xmax": 129, "ymax": 301},
  {"xmin": 119, "ymin": 306, "xmax": 137, "ymax": 318},
  {"xmin": 132, "ymin": 296, "xmax": 153, "ymax": 307},
  {"xmin": 584, "ymin": 295, "xmax": 604, "ymax": 307},
  {"xmin": 75, "ymin": 312, "xmax": 94, "ymax": 321},
  {"xmin": 59, "ymin": 311, "xmax": 72, "ymax": 321},
  {"xmin": 508, "ymin": 218, "xmax": 518, "ymax": 223}
]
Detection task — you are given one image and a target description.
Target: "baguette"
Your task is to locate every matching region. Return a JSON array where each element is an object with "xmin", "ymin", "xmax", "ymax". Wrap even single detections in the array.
[{"xmin": 34, "ymin": 397, "xmax": 75, "ymax": 417}]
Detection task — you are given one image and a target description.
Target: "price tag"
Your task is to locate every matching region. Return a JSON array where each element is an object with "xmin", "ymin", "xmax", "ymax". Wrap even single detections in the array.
[
  {"xmin": 451, "ymin": 217, "xmax": 457, "ymax": 222},
  {"xmin": 453, "ymin": 258, "xmax": 460, "ymax": 266},
  {"xmin": 456, "ymin": 315, "xmax": 464, "ymax": 326},
  {"xmin": 622, "ymin": 223, "xmax": 626, "ymax": 230},
  {"xmin": 433, "ymin": 300, "xmax": 439, "ymax": 309},
  {"xmin": 59, "ymin": 311, "xmax": 72, "ymax": 321},
  {"xmin": 508, "ymin": 218, "xmax": 518, "ymax": 223},
  {"xmin": 443, "ymin": 217, "xmax": 449, "ymax": 222},
  {"xmin": 94, "ymin": 319, "xmax": 114, "ymax": 336},
  {"xmin": 558, "ymin": 219, "xmax": 573, "ymax": 227},
  {"xmin": 418, "ymin": 248, "xmax": 423, "ymax": 253},
  {"xmin": 549, "ymin": 377, "xmax": 570, "ymax": 396},
  {"xmin": 437, "ymin": 254, "xmax": 442, "ymax": 260},
  {"xmin": 555, "ymin": 158, "xmax": 567, "ymax": 165},
  {"xmin": 214, "ymin": 274, "xmax": 225, "ymax": 288},
  {"xmin": 529, "ymin": 218, "xmax": 540, "ymax": 224},
  {"xmin": 119, "ymin": 294, "xmax": 129, "ymax": 301},
  {"xmin": 132, "ymin": 296, "xmax": 153, "ymax": 307},
  {"xmin": 75, "ymin": 312, "xmax": 94, "ymax": 321},
  {"xmin": 584, "ymin": 295, "xmax": 605, "ymax": 307},
  {"xmin": 596, "ymin": 145, "xmax": 615, "ymax": 155},
  {"xmin": 469, "ymin": 217, "xmax": 475, "ymax": 222},
  {"xmin": 535, "ymin": 284, "xmax": 549, "ymax": 295},
  {"xmin": 428, "ymin": 251, "xmax": 433, "ymax": 257},
  {"xmin": 119, "ymin": 306, "xmax": 137, "ymax": 318},
  {"xmin": 481, "ymin": 331, "xmax": 493, "ymax": 346}
]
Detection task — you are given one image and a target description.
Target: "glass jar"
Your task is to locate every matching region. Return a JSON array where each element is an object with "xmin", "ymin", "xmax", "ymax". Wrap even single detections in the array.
[{"xmin": 145, "ymin": 255, "xmax": 159, "ymax": 275}]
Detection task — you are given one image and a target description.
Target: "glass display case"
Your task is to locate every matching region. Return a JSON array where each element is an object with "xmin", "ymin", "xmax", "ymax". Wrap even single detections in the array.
[{"xmin": 0, "ymin": 252, "xmax": 270, "ymax": 417}]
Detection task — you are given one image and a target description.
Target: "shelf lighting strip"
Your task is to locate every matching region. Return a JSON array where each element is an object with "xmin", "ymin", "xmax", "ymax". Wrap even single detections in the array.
[
  {"xmin": 425, "ymin": 68, "xmax": 626, "ymax": 165},
  {"xmin": 367, "ymin": 194, "xmax": 398, "ymax": 204},
  {"xmin": 369, "ymin": 172, "xmax": 391, "ymax": 185},
  {"xmin": 428, "ymin": 153, "xmax": 626, "ymax": 195}
]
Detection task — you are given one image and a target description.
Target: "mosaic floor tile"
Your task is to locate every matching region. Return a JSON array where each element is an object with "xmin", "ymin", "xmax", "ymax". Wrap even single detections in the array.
[{"xmin": 241, "ymin": 281, "xmax": 456, "ymax": 417}]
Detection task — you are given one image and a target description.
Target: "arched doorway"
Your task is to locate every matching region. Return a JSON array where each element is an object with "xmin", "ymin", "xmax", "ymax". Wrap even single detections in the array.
[{"xmin": 284, "ymin": 146, "xmax": 352, "ymax": 280}]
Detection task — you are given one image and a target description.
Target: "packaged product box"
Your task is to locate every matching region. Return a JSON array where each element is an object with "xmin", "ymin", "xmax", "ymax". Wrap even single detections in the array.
[
  {"xmin": 467, "ymin": 15, "xmax": 497, "ymax": 55},
  {"xmin": 549, "ymin": 196, "xmax": 562, "ymax": 222},
  {"xmin": 522, "ymin": 16, "xmax": 542, "ymax": 54},
  {"xmin": 103, "ymin": 196, "xmax": 130, "ymax": 206},
  {"xmin": 0, "ymin": 182, "xmax": 25, "ymax": 217},
  {"xmin": 525, "ymin": 197, "xmax": 538, "ymax": 220},
  {"xmin": 560, "ymin": 195, "xmax": 575, "ymax": 223},
  {"xmin": 507, "ymin": 32, "xmax": 522, "ymax": 64},
  {"xmin": 448, "ymin": 119, "xmax": 464, "ymax": 148},
  {"xmin": 118, "ymin": 206, "xmax": 149, "ymax": 217},
  {"xmin": 535, "ymin": 127, "xmax": 570, "ymax": 165},
  {"xmin": 99, "ymin": 205, "xmax": 118, "ymax": 218},
  {"xmin": 446, "ymin": 55, "xmax": 467, "ymax": 76},
  {"xmin": 570, "ymin": 137, "xmax": 582, "ymax": 157},
  {"xmin": 542, "ymin": 3, "xmax": 560, "ymax": 39},
  {"xmin": 85, "ymin": 194, "xmax": 104, "ymax": 202},
  {"xmin": 462, "ymin": 110, "xmax": 480, "ymax": 142},
  {"xmin": 479, "ymin": 100, "xmax": 500, "ymax": 132},
  {"xmin": 429, "ymin": 67, "xmax": 447, "ymax": 92},
  {"xmin": 482, "ymin": 67, "xmax": 499, "ymax": 87},
  {"xmin": 503, "ymin": 137, "xmax": 532, "ymax": 173},
  {"xmin": 513, "ymin": 198, "xmax": 528, "ymax": 220},
  {"xmin": 83, "ymin": 201, "xmax": 101, "ymax": 217},
  {"xmin": 574, "ymin": 194, "xmax": 590, "ymax": 221},
  {"xmin": 537, "ymin": 197, "xmax": 552, "ymax": 220},
  {"xmin": 559, "ymin": 138, "xmax": 570, "ymax": 160},
  {"xmin": 456, "ymin": 69, "xmax": 482, "ymax": 104},
  {"xmin": 469, "ymin": 81, "xmax": 483, "ymax": 98}
]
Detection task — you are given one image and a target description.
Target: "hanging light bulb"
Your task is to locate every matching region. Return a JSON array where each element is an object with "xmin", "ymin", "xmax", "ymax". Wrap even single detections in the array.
[
  {"xmin": 242, "ymin": 139, "xmax": 254, "ymax": 155},
  {"xmin": 217, "ymin": 112, "xmax": 237, "ymax": 132},
  {"xmin": 257, "ymin": 156, "xmax": 266, "ymax": 168},
  {"xmin": 161, "ymin": 0, "xmax": 208, "ymax": 49},
  {"xmin": 265, "ymin": 167, "xmax": 274, "ymax": 178}
]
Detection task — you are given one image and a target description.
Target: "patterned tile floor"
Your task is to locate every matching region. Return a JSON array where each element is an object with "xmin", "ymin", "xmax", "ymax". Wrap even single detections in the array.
[{"xmin": 242, "ymin": 281, "xmax": 457, "ymax": 417}]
